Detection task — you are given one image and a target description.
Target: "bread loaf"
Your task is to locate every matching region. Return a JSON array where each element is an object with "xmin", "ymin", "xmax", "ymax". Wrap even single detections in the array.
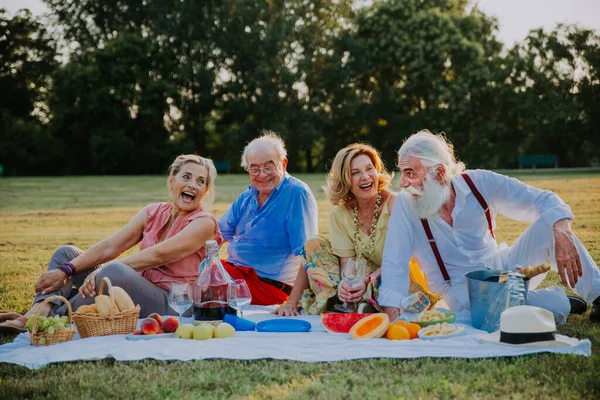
[
  {"xmin": 95, "ymin": 295, "xmax": 119, "ymax": 315},
  {"xmin": 112, "ymin": 286, "xmax": 135, "ymax": 311},
  {"xmin": 76, "ymin": 304, "xmax": 98, "ymax": 314}
]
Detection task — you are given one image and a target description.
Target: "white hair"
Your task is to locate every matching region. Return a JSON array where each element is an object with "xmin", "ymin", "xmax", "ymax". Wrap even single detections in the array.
[
  {"xmin": 240, "ymin": 131, "xmax": 287, "ymax": 168},
  {"xmin": 397, "ymin": 130, "xmax": 465, "ymax": 183}
]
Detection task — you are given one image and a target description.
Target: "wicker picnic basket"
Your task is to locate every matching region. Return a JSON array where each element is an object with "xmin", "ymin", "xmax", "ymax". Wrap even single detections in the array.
[
  {"xmin": 72, "ymin": 277, "xmax": 140, "ymax": 338},
  {"xmin": 30, "ymin": 295, "xmax": 76, "ymax": 346}
]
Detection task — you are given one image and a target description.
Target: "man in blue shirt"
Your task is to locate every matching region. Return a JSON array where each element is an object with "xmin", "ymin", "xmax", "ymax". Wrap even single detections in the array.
[{"xmin": 218, "ymin": 132, "xmax": 319, "ymax": 305}]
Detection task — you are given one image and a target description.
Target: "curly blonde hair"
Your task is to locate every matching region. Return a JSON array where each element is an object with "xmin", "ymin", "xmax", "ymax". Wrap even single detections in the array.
[
  {"xmin": 325, "ymin": 143, "xmax": 392, "ymax": 205},
  {"xmin": 168, "ymin": 154, "xmax": 218, "ymax": 206}
]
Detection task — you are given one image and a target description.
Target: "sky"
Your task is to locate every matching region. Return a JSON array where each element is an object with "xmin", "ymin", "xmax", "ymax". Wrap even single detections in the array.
[{"xmin": 1, "ymin": 0, "xmax": 600, "ymax": 47}]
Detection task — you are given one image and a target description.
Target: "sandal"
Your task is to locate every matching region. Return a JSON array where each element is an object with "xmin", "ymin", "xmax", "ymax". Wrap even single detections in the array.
[
  {"xmin": 0, "ymin": 318, "xmax": 27, "ymax": 334},
  {"xmin": 0, "ymin": 312, "xmax": 22, "ymax": 322}
]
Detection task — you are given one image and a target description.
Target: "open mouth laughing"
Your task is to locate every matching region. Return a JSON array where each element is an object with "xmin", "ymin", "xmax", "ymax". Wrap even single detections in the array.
[
  {"xmin": 359, "ymin": 182, "xmax": 374, "ymax": 191},
  {"xmin": 181, "ymin": 191, "xmax": 196, "ymax": 203}
]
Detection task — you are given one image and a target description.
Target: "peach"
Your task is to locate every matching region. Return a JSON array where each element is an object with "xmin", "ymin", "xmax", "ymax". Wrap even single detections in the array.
[
  {"xmin": 132, "ymin": 329, "xmax": 143, "ymax": 335},
  {"xmin": 141, "ymin": 317, "xmax": 160, "ymax": 335},
  {"xmin": 147, "ymin": 313, "xmax": 164, "ymax": 327},
  {"xmin": 162, "ymin": 316, "xmax": 179, "ymax": 333}
]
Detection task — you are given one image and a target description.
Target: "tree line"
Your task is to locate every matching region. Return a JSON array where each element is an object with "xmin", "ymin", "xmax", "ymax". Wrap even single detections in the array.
[{"xmin": 1, "ymin": 0, "xmax": 599, "ymax": 176}]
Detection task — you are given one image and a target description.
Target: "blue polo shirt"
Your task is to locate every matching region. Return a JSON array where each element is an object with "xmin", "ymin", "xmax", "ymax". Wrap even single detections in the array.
[{"xmin": 218, "ymin": 173, "xmax": 319, "ymax": 285}]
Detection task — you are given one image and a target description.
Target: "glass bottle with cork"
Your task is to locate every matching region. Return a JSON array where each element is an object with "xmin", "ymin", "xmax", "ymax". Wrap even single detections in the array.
[
  {"xmin": 193, "ymin": 240, "xmax": 237, "ymax": 322},
  {"xmin": 480, "ymin": 271, "xmax": 526, "ymax": 333}
]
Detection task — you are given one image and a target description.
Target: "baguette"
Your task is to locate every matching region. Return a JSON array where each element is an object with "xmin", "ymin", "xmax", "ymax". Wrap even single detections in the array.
[
  {"xmin": 112, "ymin": 286, "xmax": 135, "ymax": 312},
  {"xmin": 519, "ymin": 261, "xmax": 551, "ymax": 279}
]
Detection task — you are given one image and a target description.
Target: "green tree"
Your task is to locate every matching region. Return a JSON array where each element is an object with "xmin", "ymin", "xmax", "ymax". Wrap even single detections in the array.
[
  {"xmin": 330, "ymin": 0, "xmax": 507, "ymax": 168},
  {"xmin": 48, "ymin": 32, "xmax": 176, "ymax": 174},
  {"xmin": 503, "ymin": 24, "xmax": 600, "ymax": 167},
  {"xmin": 40, "ymin": 0, "xmax": 600, "ymax": 172},
  {"xmin": 44, "ymin": 0, "xmax": 356, "ymax": 171},
  {"xmin": 0, "ymin": 9, "xmax": 59, "ymax": 175}
]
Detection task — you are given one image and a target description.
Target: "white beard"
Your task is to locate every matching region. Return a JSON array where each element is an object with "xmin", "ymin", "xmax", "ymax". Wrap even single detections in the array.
[{"xmin": 402, "ymin": 175, "xmax": 451, "ymax": 219}]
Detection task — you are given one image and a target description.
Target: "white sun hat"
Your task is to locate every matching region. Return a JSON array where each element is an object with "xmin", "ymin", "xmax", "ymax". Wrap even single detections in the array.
[{"xmin": 480, "ymin": 305, "xmax": 579, "ymax": 347}]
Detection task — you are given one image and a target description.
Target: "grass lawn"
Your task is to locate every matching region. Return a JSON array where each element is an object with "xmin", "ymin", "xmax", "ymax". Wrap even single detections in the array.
[{"xmin": 1, "ymin": 172, "xmax": 600, "ymax": 399}]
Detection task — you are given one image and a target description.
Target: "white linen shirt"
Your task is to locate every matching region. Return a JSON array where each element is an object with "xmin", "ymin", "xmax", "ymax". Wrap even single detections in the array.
[{"xmin": 379, "ymin": 169, "xmax": 574, "ymax": 310}]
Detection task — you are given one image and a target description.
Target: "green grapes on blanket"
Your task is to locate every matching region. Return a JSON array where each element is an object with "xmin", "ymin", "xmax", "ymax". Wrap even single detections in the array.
[{"xmin": 25, "ymin": 315, "xmax": 69, "ymax": 334}]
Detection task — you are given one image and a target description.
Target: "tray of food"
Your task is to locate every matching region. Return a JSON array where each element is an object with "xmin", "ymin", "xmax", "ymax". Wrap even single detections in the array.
[
  {"xmin": 125, "ymin": 332, "xmax": 176, "ymax": 340},
  {"xmin": 417, "ymin": 322, "xmax": 465, "ymax": 340},
  {"xmin": 412, "ymin": 309, "xmax": 457, "ymax": 327}
]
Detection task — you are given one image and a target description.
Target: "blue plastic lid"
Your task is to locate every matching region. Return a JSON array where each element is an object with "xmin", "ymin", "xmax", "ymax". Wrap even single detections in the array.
[{"xmin": 255, "ymin": 319, "xmax": 312, "ymax": 333}]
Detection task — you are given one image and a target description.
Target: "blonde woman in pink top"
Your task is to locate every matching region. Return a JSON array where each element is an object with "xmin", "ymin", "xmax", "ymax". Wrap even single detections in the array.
[{"xmin": 0, "ymin": 155, "xmax": 223, "ymax": 333}]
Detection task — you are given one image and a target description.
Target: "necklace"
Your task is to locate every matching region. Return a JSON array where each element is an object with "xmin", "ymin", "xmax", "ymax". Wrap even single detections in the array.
[{"xmin": 353, "ymin": 191, "xmax": 382, "ymax": 260}]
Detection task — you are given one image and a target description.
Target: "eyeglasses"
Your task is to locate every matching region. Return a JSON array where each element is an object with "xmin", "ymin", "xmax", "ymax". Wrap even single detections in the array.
[{"xmin": 248, "ymin": 164, "xmax": 279, "ymax": 176}]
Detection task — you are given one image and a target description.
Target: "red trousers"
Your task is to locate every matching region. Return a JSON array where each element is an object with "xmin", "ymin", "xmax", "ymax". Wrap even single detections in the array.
[{"xmin": 221, "ymin": 259, "xmax": 290, "ymax": 306}]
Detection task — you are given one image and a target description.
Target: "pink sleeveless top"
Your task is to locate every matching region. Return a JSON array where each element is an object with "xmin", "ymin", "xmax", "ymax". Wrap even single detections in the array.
[{"xmin": 139, "ymin": 202, "xmax": 223, "ymax": 290}]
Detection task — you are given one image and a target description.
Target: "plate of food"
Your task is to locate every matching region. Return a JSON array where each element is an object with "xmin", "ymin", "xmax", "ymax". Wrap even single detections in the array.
[
  {"xmin": 125, "ymin": 332, "xmax": 176, "ymax": 340},
  {"xmin": 417, "ymin": 323, "xmax": 465, "ymax": 340},
  {"xmin": 412, "ymin": 309, "xmax": 456, "ymax": 327}
]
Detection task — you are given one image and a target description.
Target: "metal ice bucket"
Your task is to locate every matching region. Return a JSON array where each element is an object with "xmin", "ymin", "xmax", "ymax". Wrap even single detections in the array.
[{"xmin": 465, "ymin": 269, "xmax": 529, "ymax": 329}]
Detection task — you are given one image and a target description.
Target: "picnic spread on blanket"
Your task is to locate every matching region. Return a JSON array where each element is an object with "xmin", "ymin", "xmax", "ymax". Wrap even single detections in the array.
[
  {"xmin": 0, "ymin": 270, "xmax": 592, "ymax": 370},
  {"xmin": 0, "ymin": 241, "xmax": 593, "ymax": 369}
]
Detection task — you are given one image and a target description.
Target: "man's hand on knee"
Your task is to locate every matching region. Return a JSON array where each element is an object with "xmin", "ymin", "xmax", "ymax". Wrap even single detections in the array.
[{"xmin": 553, "ymin": 219, "xmax": 583, "ymax": 287}]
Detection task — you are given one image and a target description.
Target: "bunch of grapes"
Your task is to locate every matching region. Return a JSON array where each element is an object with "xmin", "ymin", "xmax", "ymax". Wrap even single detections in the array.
[{"xmin": 26, "ymin": 315, "xmax": 70, "ymax": 345}]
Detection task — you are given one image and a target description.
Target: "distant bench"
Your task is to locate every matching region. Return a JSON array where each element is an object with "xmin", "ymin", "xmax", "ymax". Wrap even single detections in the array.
[
  {"xmin": 519, "ymin": 155, "xmax": 558, "ymax": 170},
  {"xmin": 213, "ymin": 161, "xmax": 231, "ymax": 174}
]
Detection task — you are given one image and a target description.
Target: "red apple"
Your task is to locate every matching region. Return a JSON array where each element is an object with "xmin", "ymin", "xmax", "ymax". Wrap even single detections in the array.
[
  {"xmin": 147, "ymin": 313, "xmax": 164, "ymax": 327},
  {"xmin": 141, "ymin": 318, "xmax": 160, "ymax": 335},
  {"xmin": 162, "ymin": 316, "xmax": 179, "ymax": 333}
]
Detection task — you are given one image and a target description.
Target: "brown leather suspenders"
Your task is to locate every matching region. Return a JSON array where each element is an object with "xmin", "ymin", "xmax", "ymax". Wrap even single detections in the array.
[
  {"xmin": 420, "ymin": 173, "xmax": 494, "ymax": 284},
  {"xmin": 420, "ymin": 218, "xmax": 452, "ymax": 282},
  {"xmin": 461, "ymin": 174, "xmax": 495, "ymax": 239}
]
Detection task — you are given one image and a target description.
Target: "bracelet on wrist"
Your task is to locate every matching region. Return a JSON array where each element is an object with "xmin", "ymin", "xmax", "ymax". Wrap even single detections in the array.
[{"xmin": 57, "ymin": 262, "xmax": 76, "ymax": 278}]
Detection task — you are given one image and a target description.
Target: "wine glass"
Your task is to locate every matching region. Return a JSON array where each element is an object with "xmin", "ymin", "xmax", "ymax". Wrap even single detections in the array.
[
  {"xmin": 393, "ymin": 291, "xmax": 431, "ymax": 322},
  {"xmin": 168, "ymin": 283, "xmax": 193, "ymax": 323},
  {"xmin": 334, "ymin": 258, "xmax": 365, "ymax": 313},
  {"xmin": 227, "ymin": 279, "xmax": 252, "ymax": 318}
]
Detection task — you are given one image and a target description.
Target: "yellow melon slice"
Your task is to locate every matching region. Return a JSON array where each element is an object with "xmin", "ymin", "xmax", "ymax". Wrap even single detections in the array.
[{"xmin": 349, "ymin": 313, "xmax": 390, "ymax": 339}]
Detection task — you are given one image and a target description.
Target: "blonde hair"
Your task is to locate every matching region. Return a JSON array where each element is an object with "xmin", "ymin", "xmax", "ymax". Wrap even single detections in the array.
[
  {"xmin": 397, "ymin": 130, "xmax": 465, "ymax": 183},
  {"xmin": 168, "ymin": 154, "xmax": 218, "ymax": 206},
  {"xmin": 241, "ymin": 130, "xmax": 287, "ymax": 169},
  {"xmin": 325, "ymin": 143, "xmax": 393, "ymax": 205}
]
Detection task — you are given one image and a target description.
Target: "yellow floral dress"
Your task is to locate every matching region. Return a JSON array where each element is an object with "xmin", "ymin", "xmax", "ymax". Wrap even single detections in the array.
[{"xmin": 300, "ymin": 201, "xmax": 437, "ymax": 314}]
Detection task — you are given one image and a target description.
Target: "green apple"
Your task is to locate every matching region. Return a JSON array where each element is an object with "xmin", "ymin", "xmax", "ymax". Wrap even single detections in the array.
[
  {"xmin": 203, "ymin": 323, "xmax": 216, "ymax": 336},
  {"xmin": 214, "ymin": 322, "xmax": 235, "ymax": 338},
  {"xmin": 193, "ymin": 324, "xmax": 214, "ymax": 340},
  {"xmin": 175, "ymin": 324, "xmax": 194, "ymax": 339}
]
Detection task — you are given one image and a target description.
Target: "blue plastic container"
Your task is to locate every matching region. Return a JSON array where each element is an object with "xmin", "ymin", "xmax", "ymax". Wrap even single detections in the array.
[
  {"xmin": 465, "ymin": 269, "xmax": 529, "ymax": 330},
  {"xmin": 222, "ymin": 313, "xmax": 256, "ymax": 331}
]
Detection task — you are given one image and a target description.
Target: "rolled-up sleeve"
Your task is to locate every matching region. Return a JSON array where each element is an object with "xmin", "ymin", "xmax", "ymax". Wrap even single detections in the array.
[
  {"xmin": 285, "ymin": 186, "xmax": 319, "ymax": 256},
  {"xmin": 479, "ymin": 170, "xmax": 574, "ymax": 226},
  {"xmin": 378, "ymin": 196, "xmax": 413, "ymax": 308},
  {"xmin": 218, "ymin": 197, "xmax": 242, "ymax": 242}
]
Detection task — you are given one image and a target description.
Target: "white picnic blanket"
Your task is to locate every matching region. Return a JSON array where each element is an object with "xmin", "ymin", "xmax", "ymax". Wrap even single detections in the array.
[{"xmin": 0, "ymin": 306, "xmax": 591, "ymax": 370}]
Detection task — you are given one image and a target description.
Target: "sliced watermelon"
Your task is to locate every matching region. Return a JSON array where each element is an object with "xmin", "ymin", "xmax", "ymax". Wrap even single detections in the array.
[{"xmin": 321, "ymin": 313, "xmax": 371, "ymax": 334}]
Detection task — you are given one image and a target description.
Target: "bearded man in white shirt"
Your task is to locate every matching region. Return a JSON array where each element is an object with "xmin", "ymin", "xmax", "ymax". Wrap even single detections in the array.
[{"xmin": 379, "ymin": 130, "xmax": 600, "ymax": 324}]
